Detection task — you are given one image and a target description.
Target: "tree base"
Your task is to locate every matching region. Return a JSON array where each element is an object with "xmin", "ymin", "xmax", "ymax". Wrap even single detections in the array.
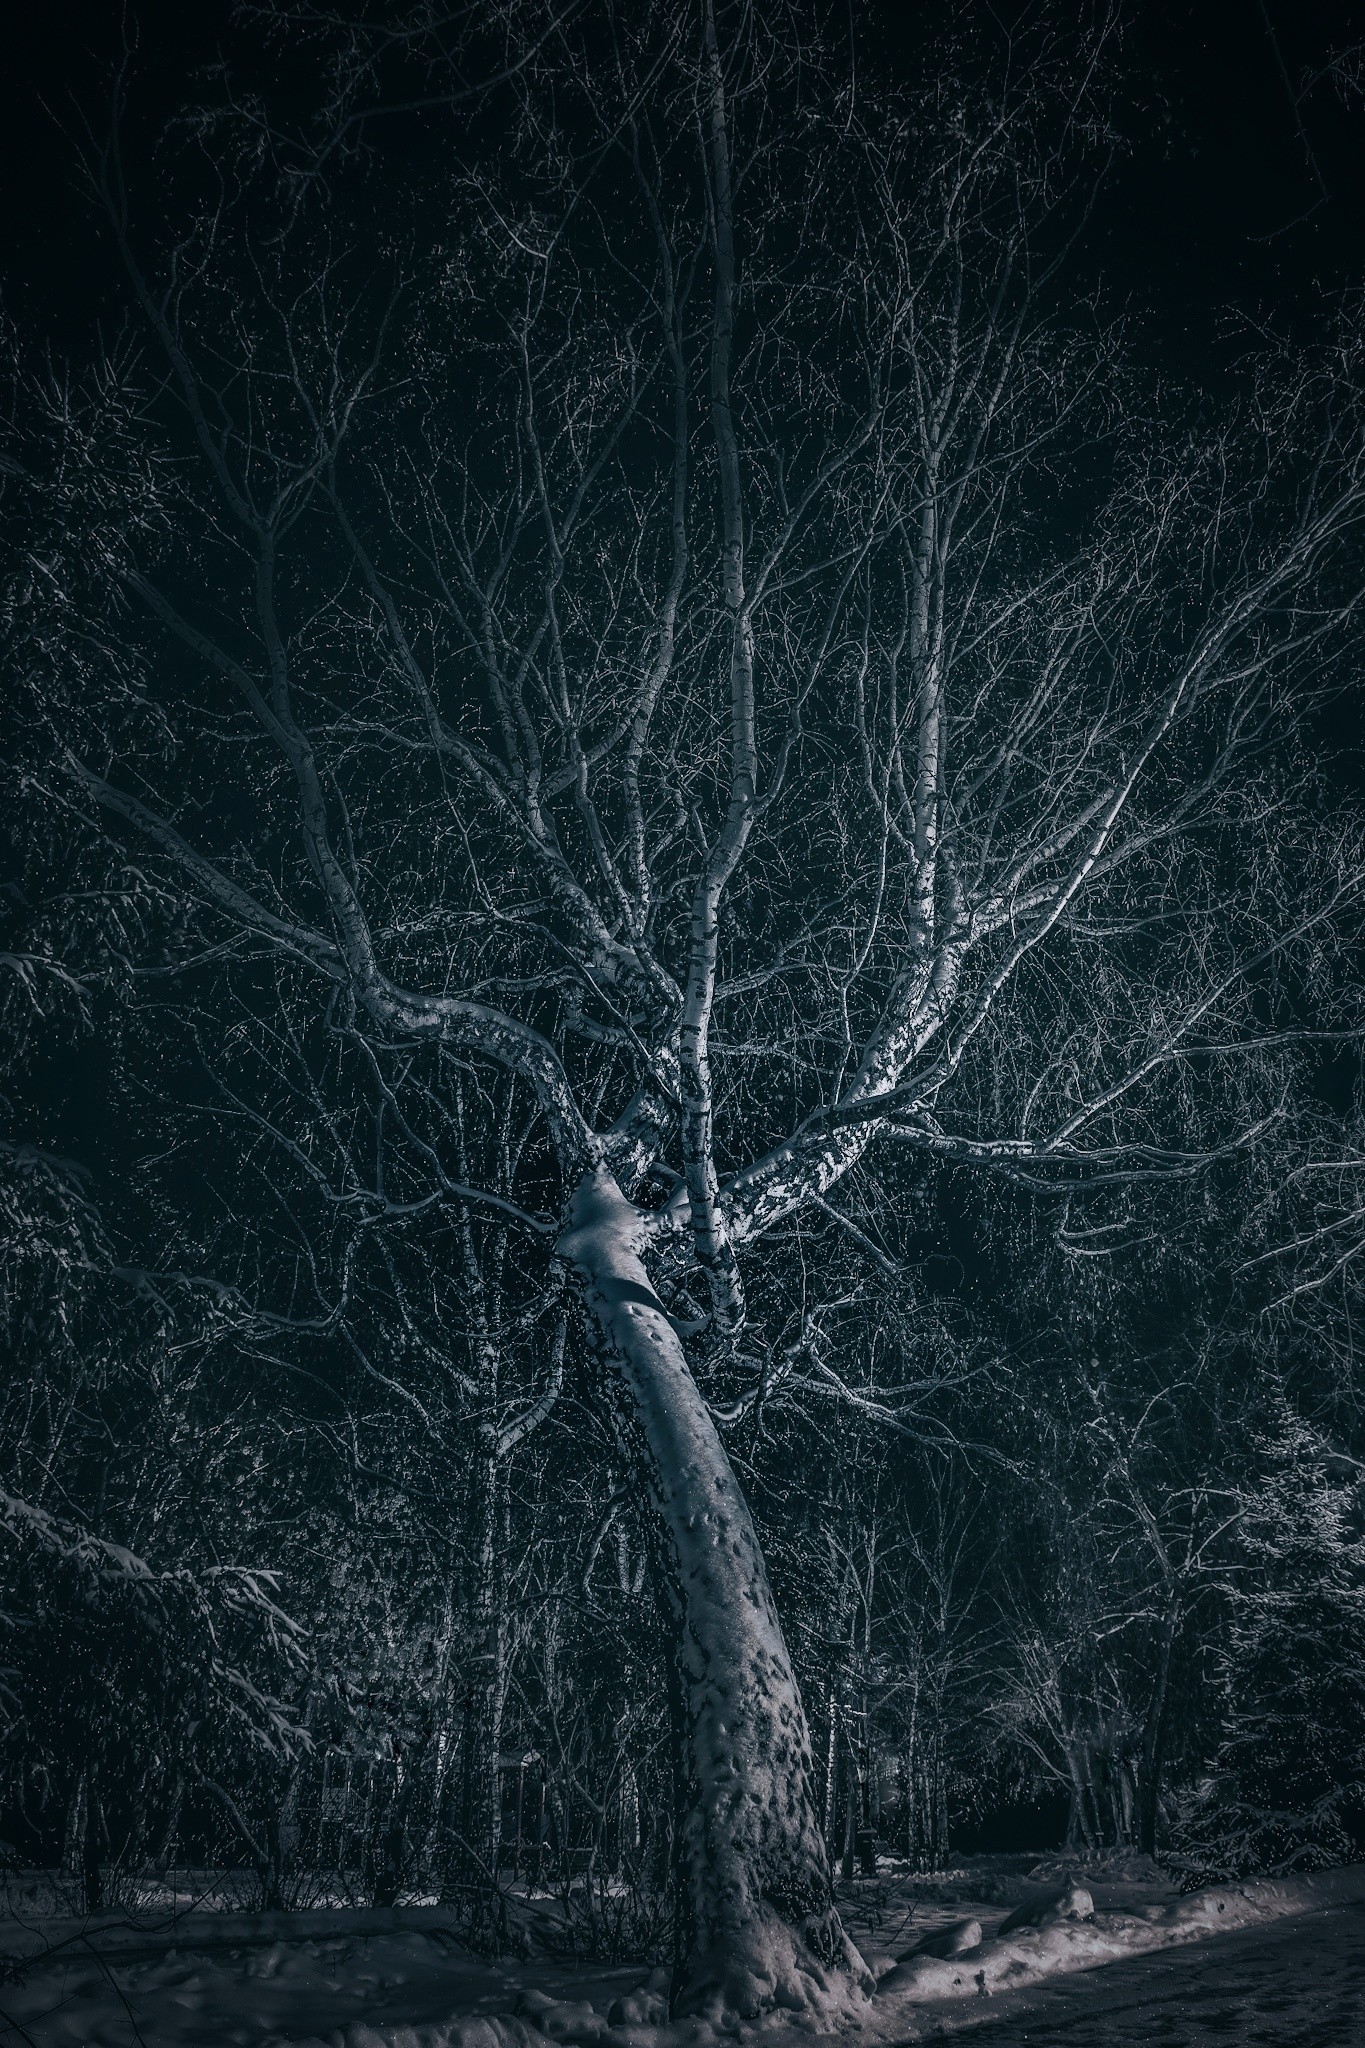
[{"xmin": 675, "ymin": 1902, "xmax": 875, "ymax": 2026}]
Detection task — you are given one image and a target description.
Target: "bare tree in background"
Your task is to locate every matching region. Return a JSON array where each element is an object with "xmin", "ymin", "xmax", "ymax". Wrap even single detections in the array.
[{"xmin": 7, "ymin": 0, "xmax": 1365, "ymax": 2018}]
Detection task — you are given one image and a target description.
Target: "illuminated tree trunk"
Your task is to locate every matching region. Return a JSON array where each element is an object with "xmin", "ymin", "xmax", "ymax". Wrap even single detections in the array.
[{"xmin": 561, "ymin": 1168, "xmax": 871, "ymax": 2021}]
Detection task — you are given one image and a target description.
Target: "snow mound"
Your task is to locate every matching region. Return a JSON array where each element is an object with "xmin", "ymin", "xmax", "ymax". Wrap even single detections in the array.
[
  {"xmin": 874, "ymin": 1864, "xmax": 1365, "ymax": 2012},
  {"xmin": 899, "ymin": 1917, "xmax": 982, "ymax": 1960},
  {"xmin": 997, "ymin": 1881, "xmax": 1094, "ymax": 1934}
]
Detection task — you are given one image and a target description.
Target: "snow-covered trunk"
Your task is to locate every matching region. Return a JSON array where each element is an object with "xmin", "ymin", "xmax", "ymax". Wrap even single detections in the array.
[
  {"xmin": 822, "ymin": 1696, "xmax": 839, "ymax": 1846},
  {"xmin": 1138, "ymin": 1602, "xmax": 1180, "ymax": 1856},
  {"xmin": 839, "ymin": 1745, "xmax": 859, "ymax": 1879},
  {"xmin": 560, "ymin": 1168, "xmax": 871, "ymax": 2022},
  {"xmin": 929, "ymin": 1733, "xmax": 949, "ymax": 1870},
  {"xmin": 421, "ymin": 1584, "xmax": 459, "ymax": 1881},
  {"xmin": 62, "ymin": 1769, "xmax": 87, "ymax": 1880},
  {"xmin": 1064, "ymin": 1742, "xmax": 1099, "ymax": 1852},
  {"xmin": 456, "ymin": 1441, "xmax": 507, "ymax": 1888}
]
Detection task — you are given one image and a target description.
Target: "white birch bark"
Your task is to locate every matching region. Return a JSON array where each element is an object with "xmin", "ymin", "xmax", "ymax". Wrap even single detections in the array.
[{"xmin": 560, "ymin": 1167, "xmax": 872, "ymax": 2020}]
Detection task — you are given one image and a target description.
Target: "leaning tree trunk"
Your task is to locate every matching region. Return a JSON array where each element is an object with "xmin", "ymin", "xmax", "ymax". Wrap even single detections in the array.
[{"xmin": 561, "ymin": 1168, "xmax": 871, "ymax": 2022}]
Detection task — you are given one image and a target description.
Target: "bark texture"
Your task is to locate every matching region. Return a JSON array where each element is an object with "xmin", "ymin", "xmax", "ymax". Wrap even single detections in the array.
[{"xmin": 560, "ymin": 1167, "xmax": 871, "ymax": 2021}]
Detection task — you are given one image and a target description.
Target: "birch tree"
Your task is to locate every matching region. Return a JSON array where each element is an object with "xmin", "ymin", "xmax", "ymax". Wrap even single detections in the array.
[{"xmin": 8, "ymin": 0, "xmax": 1365, "ymax": 2018}]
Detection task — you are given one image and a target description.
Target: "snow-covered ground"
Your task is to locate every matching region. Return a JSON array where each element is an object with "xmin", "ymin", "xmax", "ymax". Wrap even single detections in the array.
[
  {"xmin": 3, "ymin": 1860, "xmax": 1362, "ymax": 2048},
  {"xmin": 913, "ymin": 1897, "xmax": 1365, "ymax": 2045}
]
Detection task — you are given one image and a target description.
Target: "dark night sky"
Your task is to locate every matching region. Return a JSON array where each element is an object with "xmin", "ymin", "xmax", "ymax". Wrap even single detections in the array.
[
  {"xmin": 4, "ymin": 0, "xmax": 1364, "ymax": 361},
  {"xmin": 6, "ymin": 1, "xmax": 1362, "ymax": 850}
]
